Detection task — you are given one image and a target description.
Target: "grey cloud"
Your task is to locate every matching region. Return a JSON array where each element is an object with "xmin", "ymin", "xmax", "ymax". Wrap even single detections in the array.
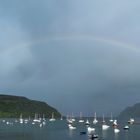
[{"xmin": 0, "ymin": 0, "xmax": 140, "ymax": 116}]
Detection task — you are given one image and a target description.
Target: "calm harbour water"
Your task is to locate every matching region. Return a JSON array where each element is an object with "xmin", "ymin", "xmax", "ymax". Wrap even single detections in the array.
[{"xmin": 0, "ymin": 118, "xmax": 139, "ymax": 140}]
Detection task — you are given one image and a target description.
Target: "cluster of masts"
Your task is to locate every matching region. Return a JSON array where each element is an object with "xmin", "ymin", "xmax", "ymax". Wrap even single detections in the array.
[
  {"xmin": 19, "ymin": 113, "xmax": 53, "ymax": 127},
  {"xmin": 19, "ymin": 112, "xmax": 59, "ymax": 123},
  {"xmin": 0, "ymin": 112, "xmax": 135, "ymax": 139},
  {"xmin": 2, "ymin": 112, "xmax": 61, "ymax": 127},
  {"xmin": 66, "ymin": 112, "xmax": 135, "ymax": 137}
]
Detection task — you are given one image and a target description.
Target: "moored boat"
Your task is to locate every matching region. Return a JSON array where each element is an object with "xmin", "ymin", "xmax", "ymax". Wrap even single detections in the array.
[
  {"xmin": 124, "ymin": 125, "xmax": 129, "ymax": 130},
  {"xmin": 127, "ymin": 118, "xmax": 134, "ymax": 124},
  {"xmin": 85, "ymin": 119, "xmax": 90, "ymax": 125},
  {"xmin": 102, "ymin": 115, "xmax": 110, "ymax": 130},
  {"xmin": 49, "ymin": 112, "xmax": 56, "ymax": 122},
  {"xmin": 79, "ymin": 112, "xmax": 84, "ymax": 123},
  {"xmin": 93, "ymin": 112, "xmax": 98, "ymax": 124}
]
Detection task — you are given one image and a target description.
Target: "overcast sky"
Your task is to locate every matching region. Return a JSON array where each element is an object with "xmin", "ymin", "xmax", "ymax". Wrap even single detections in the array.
[{"xmin": 0, "ymin": 0, "xmax": 140, "ymax": 116}]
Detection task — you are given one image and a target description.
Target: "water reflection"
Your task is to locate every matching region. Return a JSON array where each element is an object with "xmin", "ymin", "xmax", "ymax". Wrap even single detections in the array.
[
  {"xmin": 68, "ymin": 129, "xmax": 74, "ymax": 137},
  {"xmin": 124, "ymin": 131, "xmax": 129, "ymax": 140},
  {"xmin": 102, "ymin": 129, "xmax": 108, "ymax": 139},
  {"xmin": 114, "ymin": 132, "xmax": 119, "ymax": 140}
]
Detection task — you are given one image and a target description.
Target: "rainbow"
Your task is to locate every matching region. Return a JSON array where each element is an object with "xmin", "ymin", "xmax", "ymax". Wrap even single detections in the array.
[
  {"xmin": 33, "ymin": 34, "xmax": 139, "ymax": 51},
  {"xmin": 3, "ymin": 34, "xmax": 140, "ymax": 52}
]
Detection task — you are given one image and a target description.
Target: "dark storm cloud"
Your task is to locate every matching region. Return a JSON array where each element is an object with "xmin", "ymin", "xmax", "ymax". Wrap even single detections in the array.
[{"xmin": 0, "ymin": 0, "xmax": 140, "ymax": 116}]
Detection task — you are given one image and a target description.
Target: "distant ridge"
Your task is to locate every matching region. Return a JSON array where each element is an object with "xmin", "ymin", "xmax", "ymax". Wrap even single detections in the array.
[
  {"xmin": 0, "ymin": 94, "xmax": 61, "ymax": 118},
  {"xmin": 119, "ymin": 103, "xmax": 140, "ymax": 118}
]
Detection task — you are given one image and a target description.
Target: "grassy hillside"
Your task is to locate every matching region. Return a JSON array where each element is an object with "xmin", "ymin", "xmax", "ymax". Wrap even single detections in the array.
[{"xmin": 0, "ymin": 94, "xmax": 61, "ymax": 118}]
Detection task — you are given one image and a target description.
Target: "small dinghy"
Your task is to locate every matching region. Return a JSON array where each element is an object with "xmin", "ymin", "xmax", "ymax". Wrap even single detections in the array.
[
  {"xmin": 124, "ymin": 125, "xmax": 129, "ymax": 130},
  {"xmin": 88, "ymin": 134, "xmax": 99, "ymax": 139},
  {"xmin": 80, "ymin": 131, "xmax": 86, "ymax": 135}
]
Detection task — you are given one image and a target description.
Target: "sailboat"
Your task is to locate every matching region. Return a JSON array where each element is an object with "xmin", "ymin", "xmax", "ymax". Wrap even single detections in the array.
[
  {"xmin": 93, "ymin": 112, "xmax": 98, "ymax": 124},
  {"xmin": 68, "ymin": 124, "xmax": 76, "ymax": 129},
  {"xmin": 88, "ymin": 134, "xmax": 99, "ymax": 139},
  {"xmin": 71, "ymin": 113, "xmax": 75, "ymax": 122},
  {"xmin": 60, "ymin": 116, "xmax": 63, "ymax": 120},
  {"xmin": 112, "ymin": 119, "xmax": 120, "ymax": 133},
  {"xmin": 19, "ymin": 113, "xmax": 24, "ymax": 124},
  {"xmin": 79, "ymin": 112, "xmax": 84, "ymax": 123},
  {"xmin": 102, "ymin": 115, "xmax": 110, "ymax": 130},
  {"xmin": 49, "ymin": 112, "xmax": 56, "ymax": 122},
  {"xmin": 112, "ymin": 119, "xmax": 118, "ymax": 127},
  {"xmin": 42, "ymin": 114, "xmax": 46, "ymax": 121},
  {"xmin": 33, "ymin": 113, "xmax": 41, "ymax": 123},
  {"xmin": 87, "ymin": 126, "xmax": 95, "ymax": 134},
  {"xmin": 85, "ymin": 118, "xmax": 90, "ymax": 125},
  {"xmin": 123, "ymin": 125, "xmax": 129, "ymax": 130},
  {"xmin": 114, "ymin": 128, "xmax": 120, "ymax": 133},
  {"xmin": 109, "ymin": 113, "xmax": 113, "ymax": 122},
  {"xmin": 67, "ymin": 114, "xmax": 73, "ymax": 124},
  {"xmin": 127, "ymin": 117, "xmax": 134, "ymax": 124}
]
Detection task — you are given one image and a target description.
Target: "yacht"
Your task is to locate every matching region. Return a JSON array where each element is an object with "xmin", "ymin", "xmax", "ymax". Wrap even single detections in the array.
[
  {"xmin": 87, "ymin": 126, "xmax": 95, "ymax": 134},
  {"xmin": 49, "ymin": 112, "xmax": 56, "ymax": 122},
  {"xmin": 109, "ymin": 113, "xmax": 113, "ymax": 122},
  {"xmin": 68, "ymin": 124, "xmax": 76, "ymax": 129},
  {"xmin": 124, "ymin": 125, "xmax": 129, "ymax": 130},
  {"xmin": 19, "ymin": 113, "xmax": 24, "ymax": 124},
  {"xmin": 114, "ymin": 128, "xmax": 120, "ymax": 133},
  {"xmin": 79, "ymin": 112, "xmax": 84, "ymax": 123},
  {"xmin": 71, "ymin": 113, "xmax": 76, "ymax": 122},
  {"xmin": 102, "ymin": 115, "xmax": 110, "ymax": 130},
  {"xmin": 112, "ymin": 119, "xmax": 118, "ymax": 127},
  {"xmin": 33, "ymin": 113, "xmax": 41, "ymax": 123},
  {"xmin": 93, "ymin": 112, "xmax": 98, "ymax": 124},
  {"xmin": 127, "ymin": 118, "xmax": 134, "ymax": 124},
  {"xmin": 60, "ymin": 116, "xmax": 63, "ymax": 120},
  {"xmin": 85, "ymin": 119, "xmax": 90, "ymax": 125}
]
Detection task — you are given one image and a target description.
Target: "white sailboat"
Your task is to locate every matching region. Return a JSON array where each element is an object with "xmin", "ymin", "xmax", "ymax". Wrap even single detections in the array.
[
  {"xmin": 24, "ymin": 118, "xmax": 29, "ymax": 124},
  {"xmin": 114, "ymin": 127, "xmax": 120, "ymax": 133},
  {"xmin": 87, "ymin": 126, "xmax": 95, "ymax": 134},
  {"xmin": 124, "ymin": 125, "xmax": 129, "ymax": 130},
  {"xmin": 79, "ymin": 112, "xmax": 84, "ymax": 123},
  {"xmin": 67, "ymin": 114, "xmax": 73, "ymax": 124},
  {"xmin": 42, "ymin": 114, "xmax": 46, "ymax": 121},
  {"xmin": 71, "ymin": 113, "xmax": 75, "ymax": 122},
  {"xmin": 102, "ymin": 115, "xmax": 110, "ymax": 130},
  {"xmin": 127, "ymin": 117, "xmax": 134, "ymax": 124},
  {"xmin": 85, "ymin": 119, "xmax": 90, "ymax": 125},
  {"xmin": 93, "ymin": 112, "xmax": 98, "ymax": 124},
  {"xmin": 33, "ymin": 113, "xmax": 41, "ymax": 123},
  {"xmin": 68, "ymin": 124, "xmax": 76, "ymax": 130},
  {"xmin": 109, "ymin": 112, "xmax": 113, "ymax": 122},
  {"xmin": 49, "ymin": 112, "xmax": 56, "ymax": 122},
  {"xmin": 60, "ymin": 116, "xmax": 63, "ymax": 120},
  {"xmin": 19, "ymin": 113, "xmax": 24, "ymax": 124}
]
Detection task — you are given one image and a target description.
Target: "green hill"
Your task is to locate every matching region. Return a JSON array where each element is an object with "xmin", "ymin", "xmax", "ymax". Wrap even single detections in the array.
[
  {"xmin": 0, "ymin": 94, "xmax": 61, "ymax": 118},
  {"xmin": 119, "ymin": 103, "xmax": 140, "ymax": 118}
]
